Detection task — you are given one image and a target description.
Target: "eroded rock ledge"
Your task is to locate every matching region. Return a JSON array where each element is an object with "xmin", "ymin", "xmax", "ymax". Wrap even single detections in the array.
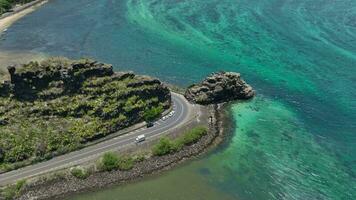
[{"xmin": 185, "ymin": 71, "xmax": 255, "ymax": 105}]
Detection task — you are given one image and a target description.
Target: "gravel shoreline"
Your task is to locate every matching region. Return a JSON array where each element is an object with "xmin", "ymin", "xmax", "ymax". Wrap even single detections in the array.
[{"xmin": 16, "ymin": 104, "xmax": 228, "ymax": 200}]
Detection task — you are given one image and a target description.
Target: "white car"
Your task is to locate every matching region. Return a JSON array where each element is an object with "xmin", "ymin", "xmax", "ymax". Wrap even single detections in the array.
[{"xmin": 135, "ymin": 134, "xmax": 146, "ymax": 143}]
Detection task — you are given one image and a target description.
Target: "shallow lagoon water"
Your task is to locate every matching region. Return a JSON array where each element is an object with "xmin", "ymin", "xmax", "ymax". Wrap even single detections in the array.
[{"xmin": 0, "ymin": 0, "xmax": 355, "ymax": 199}]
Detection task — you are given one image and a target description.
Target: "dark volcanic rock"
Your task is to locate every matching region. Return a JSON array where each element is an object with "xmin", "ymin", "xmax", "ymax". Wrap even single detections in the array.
[
  {"xmin": 185, "ymin": 71, "xmax": 255, "ymax": 104},
  {"xmin": 5, "ymin": 59, "xmax": 113, "ymax": 100}
]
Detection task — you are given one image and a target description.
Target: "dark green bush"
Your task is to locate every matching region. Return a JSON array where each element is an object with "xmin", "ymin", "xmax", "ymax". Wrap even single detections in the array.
[
  {"xmin": 100, "ymin": 152, "xmax": 119, "ymax": 171},
  {"xmin": 0, "ymin": 0, "xmax": 11, "ymax": 14},
  {"xmin": 143, "ymin": 105, "xmax": 163, "ymax": 122},
  {"xmin": 152, "ymin": 137, "xmax": 174, "ymax": 156}
]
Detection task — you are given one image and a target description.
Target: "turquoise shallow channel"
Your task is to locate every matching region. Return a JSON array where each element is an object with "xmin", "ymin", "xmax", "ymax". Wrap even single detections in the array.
[{"xmin": 1, "ymin": 0, "xmax": 356, "ymax": 199}]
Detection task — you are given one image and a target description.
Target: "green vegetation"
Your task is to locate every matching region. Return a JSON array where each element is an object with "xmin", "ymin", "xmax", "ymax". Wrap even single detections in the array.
[
  {"xmin": 117, "ymin": 156, "xmax": 134, "ymax": 171},
  {"xmin": 179, "ymin": 126, "xmax": 208, "ymax": 145},
  {"xmin": 99, "ymin": 152, "xmax": 119, "ymax": 171},
  {"xmin": 0, "ymin": 0, "xmax": 34, "ymax": 15},
  {"xmin": 152, "ymin": 137, "xmax": 175, "ymax": 156},
  {"xmin": 0, "ymin": 58, "xmax": 170, "ymax": 172},
  {"xmin": 97, "ymin": 152, "xmax": 135, "ymax": 171},
  {"xmin": 143, "ymin": 105, "xmax": 163, "ymax": 122},
  {"xmin": 0, "ymin": 179, "xmax": 26, "ymax": 200},
  {"xmin": 70, "ymin": 167, "xmax": 89, "ymax": 179},
  {"xmin": 152, "ymin": 126, "xmax": 208, "ymax": 156}
]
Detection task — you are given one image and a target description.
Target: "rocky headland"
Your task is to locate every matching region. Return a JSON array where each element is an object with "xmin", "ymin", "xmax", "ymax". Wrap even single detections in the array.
[
  {"xmin": 185, "ymin": 71, "xmax": 255, "ymax": 105},
  {"xmin": 0, "ymin": 57, "xmax": 170, "ymax": 171}
]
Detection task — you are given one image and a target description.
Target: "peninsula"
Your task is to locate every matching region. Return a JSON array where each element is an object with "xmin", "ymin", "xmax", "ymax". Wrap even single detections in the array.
[{"xmin": 0, "ymin": 57, "xmax": 254, "ymax": 200}]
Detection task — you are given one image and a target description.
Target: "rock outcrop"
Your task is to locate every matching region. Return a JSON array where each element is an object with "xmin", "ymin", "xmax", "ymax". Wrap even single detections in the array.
[
  {"xmin": 0, "ymin": 57, "xmax": 171, "ymax": 166},
  {"xmin": 6, "ymin": 59, "xmax": 113, "ymax": 100},
  {"xmin": 185, "ymin": 71, "xmax": 255, "ymax": 104}
]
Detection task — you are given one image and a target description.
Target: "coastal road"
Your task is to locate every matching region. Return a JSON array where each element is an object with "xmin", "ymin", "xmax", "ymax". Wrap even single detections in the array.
[{"xmin": 0, "ymin": 93, "xmax": 196, "ymax": 186}]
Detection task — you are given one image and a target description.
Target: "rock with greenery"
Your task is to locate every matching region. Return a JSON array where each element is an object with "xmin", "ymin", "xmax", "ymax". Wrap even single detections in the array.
[
  {"xmin": 185, "ymin": 71, "xmax": 255, "ymax": 104},
  {"xmin": 0, "ymin": 57, "xmax": 171, "ymax": 170}
]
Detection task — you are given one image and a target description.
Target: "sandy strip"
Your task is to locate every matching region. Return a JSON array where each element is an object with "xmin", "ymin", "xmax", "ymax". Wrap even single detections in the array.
[
  {"xmin": 0, "ymin": 51, "xmax": 47, "ymax": 79},
  {"xmin": 0, "ymin": 0, "xmax": 48, "ymax": 33}
]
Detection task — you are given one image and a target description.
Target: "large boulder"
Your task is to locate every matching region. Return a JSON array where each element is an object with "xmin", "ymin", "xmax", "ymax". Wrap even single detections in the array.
[{"xmin": 185, "ymin": 71, "xmax": 255, "ymax": 104}]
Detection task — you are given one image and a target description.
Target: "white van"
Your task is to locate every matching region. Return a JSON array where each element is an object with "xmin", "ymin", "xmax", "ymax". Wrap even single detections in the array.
[{"xmin": 135, "ymin": 134, "xmax": 146, "ymax": 143}]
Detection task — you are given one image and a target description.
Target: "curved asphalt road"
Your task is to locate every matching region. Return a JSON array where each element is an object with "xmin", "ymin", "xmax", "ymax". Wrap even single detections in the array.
[{"xmin": 0, "ymin": 93, "xmax": 193, "ymax": 186}]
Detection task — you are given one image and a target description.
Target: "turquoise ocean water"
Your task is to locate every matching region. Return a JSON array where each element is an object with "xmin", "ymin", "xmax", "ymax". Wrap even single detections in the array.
[{"xmin": 0, "ymin": 0, "xmax": 355, "ymax": 199}]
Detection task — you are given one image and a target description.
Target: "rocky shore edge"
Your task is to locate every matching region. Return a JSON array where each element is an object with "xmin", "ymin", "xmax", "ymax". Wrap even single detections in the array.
[{"xmin": 16, "ymin": 104, "xmax": 228, "ymax": 200}]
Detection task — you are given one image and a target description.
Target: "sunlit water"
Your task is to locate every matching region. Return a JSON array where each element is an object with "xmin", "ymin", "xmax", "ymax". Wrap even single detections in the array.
[{"xmin": 0, "ymin": 0, "xmax": 355, "ymax": 199}]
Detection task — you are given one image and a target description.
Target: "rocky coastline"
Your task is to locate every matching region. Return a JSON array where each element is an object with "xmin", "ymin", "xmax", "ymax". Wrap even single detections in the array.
[
  {"xmin": 16, "ymin": 104, "xmax": 227, "ymax": 200},
  {"xmin": 0, "ymin": 67, "xmax": 253, "ymax": 199},
  {"xmin": 0, "ymin": 58, "xmax": 171, "ymax": 174}
]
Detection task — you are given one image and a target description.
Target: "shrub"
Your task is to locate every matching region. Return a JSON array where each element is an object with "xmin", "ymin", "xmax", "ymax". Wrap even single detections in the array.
[
  {"xmin": 143, "ymin": 105, "xmax": 163, "ymax": 122},
  {"xmin": 152, "ymin": 137, "xmax": 174, "ymax": 156},
  {"xmin": 70, "ymin": 167, "xmax": 89, "ymax": 179},
  {"xmin": 99, "ymin": 152, "xmax": 119, "ymax": 171},
  {"xmin": 117, "ymin": 156, "xmax": 134, "ymax": 171},
  {"xmin": 181, "ymin": 126, "xmax": 208, "ymax": 145},
  {"xmin": 97, "ymin": 152, "xmax": 137, "ymax": 171},
  {"xmin": 0, "ymin": 1, "xmax": 11, "ymax": 15},
  {"xmin": 152, "ymin": 126, "xmax": 208, "ymax": 156}
]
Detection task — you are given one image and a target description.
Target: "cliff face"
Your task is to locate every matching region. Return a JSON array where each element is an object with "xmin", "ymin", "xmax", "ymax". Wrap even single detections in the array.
[
  {"xmin": 0, "ymin": 58, "xmax": 170, "ymax": 165},
  {"xmin": 185, "ymin": 71, "xmax": 255, "ymax": 105},
  {"xmin": 5, "ymin": 59, "xmax": 113, "ymax": 100}
]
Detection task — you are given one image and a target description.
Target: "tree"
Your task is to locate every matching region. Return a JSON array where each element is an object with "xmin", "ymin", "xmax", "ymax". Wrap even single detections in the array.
[
  {"xmin": 0, "ymin": 0, "xmax": 11, "ymax": 14},
  {"xmin": 143, "ymin": 105, "xmax": 163, "ymax": 122}
]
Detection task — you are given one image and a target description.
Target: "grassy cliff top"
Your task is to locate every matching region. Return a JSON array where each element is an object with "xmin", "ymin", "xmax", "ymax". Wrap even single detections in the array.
[{"xmin": 0, "ymin": 58, "xmax": 171, "ymax": 170}]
